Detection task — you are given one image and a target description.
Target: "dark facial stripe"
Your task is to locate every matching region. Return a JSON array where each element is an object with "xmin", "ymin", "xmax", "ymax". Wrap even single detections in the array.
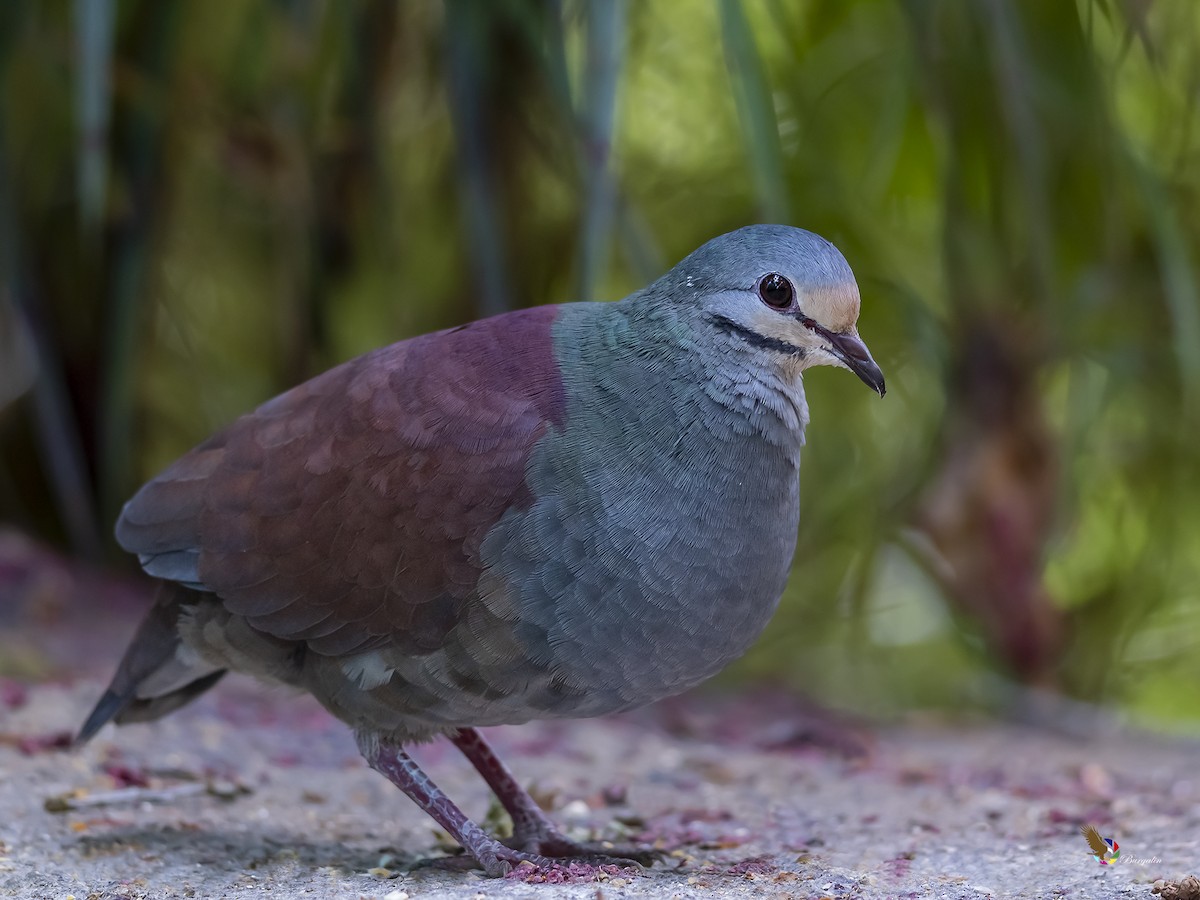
[{"xmin": 707, "ymin": 314, "xmax": 807, "ymax": 358}]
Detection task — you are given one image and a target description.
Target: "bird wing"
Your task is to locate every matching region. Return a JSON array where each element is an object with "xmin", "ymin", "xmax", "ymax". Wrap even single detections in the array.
[
  {"xmin": 116, "ymin": 306, "xmax": 567, "ymax": 656},
  {"xmin": 1081, "ymin": 824, "xmax": 1108, "ymax": 857}
]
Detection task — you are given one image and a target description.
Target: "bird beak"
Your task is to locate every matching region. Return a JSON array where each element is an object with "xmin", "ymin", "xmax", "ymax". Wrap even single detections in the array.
[{"xmin": 828, "ymin": 329, "xmax": 886, "ymax": 397}]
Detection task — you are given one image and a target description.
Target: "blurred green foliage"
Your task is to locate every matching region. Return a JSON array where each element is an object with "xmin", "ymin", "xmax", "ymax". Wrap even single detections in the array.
[{"xmin": 1, "ymin": 0, "xmax": 1198, "ymax": 726}]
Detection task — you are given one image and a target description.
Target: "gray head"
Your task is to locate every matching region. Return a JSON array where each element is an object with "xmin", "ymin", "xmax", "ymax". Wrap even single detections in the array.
[{"xmin": 654, "ymin": 224, "xmax": 885, "ymax": 395}]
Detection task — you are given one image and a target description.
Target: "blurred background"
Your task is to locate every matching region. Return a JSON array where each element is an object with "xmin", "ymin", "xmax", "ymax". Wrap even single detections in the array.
[{"xmin": 1, "ymin": 0, "xmax": 1198, "ymax": 730}]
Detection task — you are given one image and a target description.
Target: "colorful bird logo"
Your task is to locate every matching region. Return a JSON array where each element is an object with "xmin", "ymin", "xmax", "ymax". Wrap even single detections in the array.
[{"xmin": 1082, "ymin": 824, "xmax": 1120, "ymax": 865}]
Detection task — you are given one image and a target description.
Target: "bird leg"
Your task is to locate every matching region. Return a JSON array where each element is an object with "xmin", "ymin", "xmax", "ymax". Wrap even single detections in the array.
[
  {"xmin": 450, "ymin": 727, "xmax": 659, "ymax": 866},
  {"xmin": 358, "ymin": 733, "xmax": 555, "ymax": 877}
]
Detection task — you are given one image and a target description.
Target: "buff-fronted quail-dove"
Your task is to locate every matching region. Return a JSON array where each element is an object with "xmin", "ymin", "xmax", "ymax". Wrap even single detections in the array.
[{"xmin": 79, "ymin": 224, "xmax": 885, "ymax": 876}]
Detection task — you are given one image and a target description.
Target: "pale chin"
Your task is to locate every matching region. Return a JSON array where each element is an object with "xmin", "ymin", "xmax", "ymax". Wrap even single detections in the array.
[{"xmin": 798, "ymin": 343, "xmax": 844, "ymax": 372}]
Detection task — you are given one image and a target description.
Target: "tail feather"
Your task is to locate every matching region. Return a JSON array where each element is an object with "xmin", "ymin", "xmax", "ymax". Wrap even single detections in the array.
[
  {"xmin": 77, "ymin": 689, "xmax": 129, "ymax": 744},
  {"xmin": 76, "ymin": 582, "xmax": 226, "ymax": 745}
]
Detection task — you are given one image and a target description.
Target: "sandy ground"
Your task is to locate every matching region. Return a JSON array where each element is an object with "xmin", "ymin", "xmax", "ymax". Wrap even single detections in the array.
[
  {"xmin": 2, "ymin": 675, "xmax": 1198, "ymax": 900},
  {"xmin": 0, "ymin": 535, "xmax": 1197, "ymax": 899}
]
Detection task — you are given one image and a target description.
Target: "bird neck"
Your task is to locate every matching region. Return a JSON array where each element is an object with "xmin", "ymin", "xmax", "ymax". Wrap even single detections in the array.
[{"xmin": 604, "ymin": 297, "xmax": 811, "ymax": 461}]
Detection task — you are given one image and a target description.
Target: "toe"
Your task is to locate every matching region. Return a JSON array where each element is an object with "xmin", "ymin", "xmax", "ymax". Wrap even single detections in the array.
[{"xmin": 520, "ymin": 836, "xmax": 660, "ymax": 868}]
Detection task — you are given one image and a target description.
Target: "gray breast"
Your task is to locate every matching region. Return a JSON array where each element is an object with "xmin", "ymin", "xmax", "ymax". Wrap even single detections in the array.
[{"xmin": 483, "ymin": 407, "xmax": 800, "ymax": 718}]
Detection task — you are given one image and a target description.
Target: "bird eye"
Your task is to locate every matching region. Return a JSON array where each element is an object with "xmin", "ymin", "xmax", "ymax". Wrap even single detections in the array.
[{"xmin": 758, "ymin": 273, "xmax": 794, "ymax": 310}]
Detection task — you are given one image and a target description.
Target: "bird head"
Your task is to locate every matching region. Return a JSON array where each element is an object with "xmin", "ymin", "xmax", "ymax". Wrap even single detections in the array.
[{"xmin": 667, "ymin": 224, "xmax": 885, "ymax": 396}]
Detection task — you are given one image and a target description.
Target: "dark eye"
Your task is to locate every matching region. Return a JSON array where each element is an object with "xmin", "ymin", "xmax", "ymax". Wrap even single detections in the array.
[{"xmin": 758, "ymin": 273, "xmax": 794, "ymax": 310}]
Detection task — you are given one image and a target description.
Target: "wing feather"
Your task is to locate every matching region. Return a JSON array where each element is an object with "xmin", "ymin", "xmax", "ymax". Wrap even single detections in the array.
[{"xmin": 116, "ymin": 307, "xmax": 567, "ymax": 656}]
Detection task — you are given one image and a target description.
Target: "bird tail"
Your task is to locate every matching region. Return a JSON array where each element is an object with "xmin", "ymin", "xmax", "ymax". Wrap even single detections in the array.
[{"xmin": 76, "ymin": 582, "xmax": 226, "ymax": 745}]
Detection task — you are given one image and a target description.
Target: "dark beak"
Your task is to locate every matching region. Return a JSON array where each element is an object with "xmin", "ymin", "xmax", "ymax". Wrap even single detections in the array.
[{"xmin": 828, "ymin": 330, "xmax": 886, "ymax": 397}]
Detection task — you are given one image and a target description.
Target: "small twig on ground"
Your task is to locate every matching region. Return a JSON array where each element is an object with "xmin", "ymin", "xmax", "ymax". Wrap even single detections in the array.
[{"xmin": 44, "ymin": 778, "xmax": 249, "ymax": 813}]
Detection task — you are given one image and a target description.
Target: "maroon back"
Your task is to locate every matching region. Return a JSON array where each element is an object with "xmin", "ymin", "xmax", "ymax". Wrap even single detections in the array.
[{"xmin": 116, "ymin": 306, "xmax": 566, "ymax": 656}]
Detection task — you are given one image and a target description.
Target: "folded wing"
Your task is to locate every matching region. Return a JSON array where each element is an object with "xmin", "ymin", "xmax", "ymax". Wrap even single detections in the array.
[{"xmin": 116, "ymin": 306, "xmax": 567, "ymax": 657}]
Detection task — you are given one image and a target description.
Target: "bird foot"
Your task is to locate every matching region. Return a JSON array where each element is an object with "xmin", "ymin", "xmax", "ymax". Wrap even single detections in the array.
[
  {"xmin": 505, "ymin": 832, "xmax": 662, "ymax": 868},
  {"xmin": 421, "ymin": 844, "xmax": 645, "ymax": 880},
  {"xmin": 457, "ymin": 838, "xmax": 559, "ymax": 878}
]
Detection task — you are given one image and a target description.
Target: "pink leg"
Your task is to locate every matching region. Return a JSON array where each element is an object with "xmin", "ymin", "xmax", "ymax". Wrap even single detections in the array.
[
  {"xmin": 358, "ymin": 733, "xmax": 554, "ymax": 877},
  {"xmin": 450, "ymin": 727, "xmax": 659, "ymax": 866}
]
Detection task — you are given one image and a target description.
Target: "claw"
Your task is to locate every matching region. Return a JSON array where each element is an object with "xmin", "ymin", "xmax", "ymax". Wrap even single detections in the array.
[{"xmin": 479, "ymin": 846, "xmax": 557, "ymax": 878}]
